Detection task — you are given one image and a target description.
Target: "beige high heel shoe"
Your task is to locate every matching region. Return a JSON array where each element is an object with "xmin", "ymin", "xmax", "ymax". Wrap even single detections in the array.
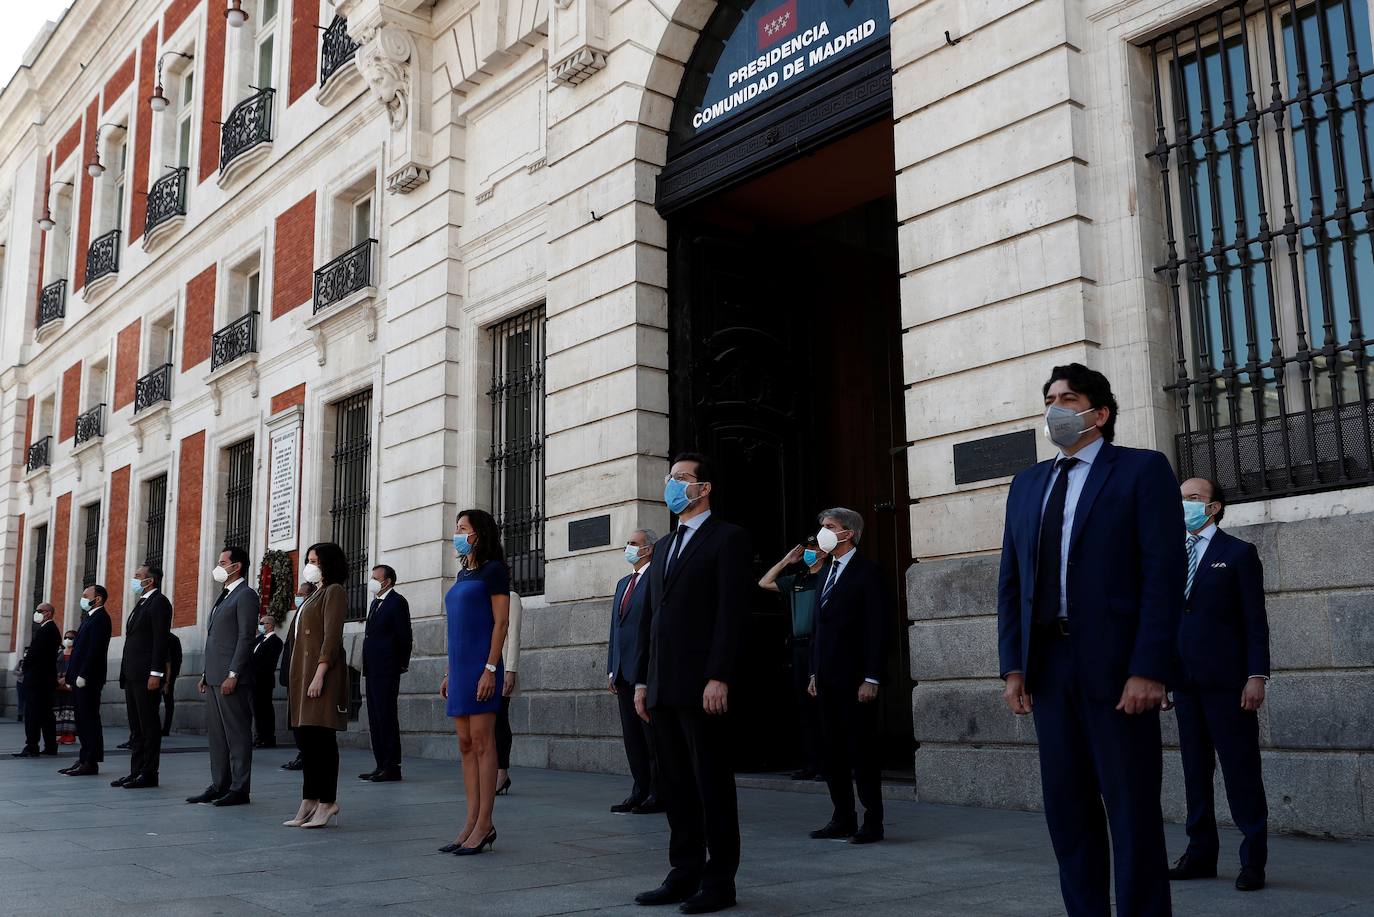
[
  {"xmin": 283, "ymin": 801, "xmax": 318, "ymax": 827},
  {"xmin": 300, "ymin": 804, "xmax": 340, "ymax": 829}
]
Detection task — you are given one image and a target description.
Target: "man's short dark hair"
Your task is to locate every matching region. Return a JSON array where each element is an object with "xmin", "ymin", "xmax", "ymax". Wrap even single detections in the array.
[
  {"xmin": 1204, "ymin": 477, "xmax": 1227, "ymax": 524},
  {"xmin": 224, "ymin": 546, "xmax": 251, "ymax": 573},
  {"xmin": 671, "ymin": 451, "xmax": 717, "ymax": 487},
  {"xmin": 90, "ymin": 584, "xmax": 108, "ymax": 603},
  {"xmin": 1042, "ymin": 363, "xmax": 1119, "ymax": 443},
  {"xmin": 142, "ymin": 563, "xmax": 165, "ymax": 589},
  {"xmin": 373, "ymin": 564, "xmax": 397, "ymax": 586}
]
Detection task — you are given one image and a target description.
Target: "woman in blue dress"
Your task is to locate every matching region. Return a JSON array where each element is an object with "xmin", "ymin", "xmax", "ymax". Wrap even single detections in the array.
[{"xmin": 439, "ymin": 508, "xmax": 511, "ymax": 855}]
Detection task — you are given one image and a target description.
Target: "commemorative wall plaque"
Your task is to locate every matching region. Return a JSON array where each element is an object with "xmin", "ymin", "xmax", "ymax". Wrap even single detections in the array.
[{"xmin": 952, "ymin": 430, "xmax": 1038, "ymax": 485}]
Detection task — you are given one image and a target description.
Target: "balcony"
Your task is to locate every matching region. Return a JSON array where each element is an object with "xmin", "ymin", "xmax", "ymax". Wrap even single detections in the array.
[
  {"xmin": 26, "ymin": 435, "xmax": 51, "ymax": 474},
  {"xmin": 314, "ymin": 239, "xmax": 377, "ymax": 314},
  {"xmin": 74, "ymin": 404, "xmax": 104, "ymax": 447},
  {"xmin": 84, "ymin": 229, "xmax": 122, "ymax": 289},
  {"xmin": 37, "ymin": 279, "xmax": 66, "ymax": 331},
  {"xmin": 211, "ymin": 311, "xmax": 259, "ymax": 371},
  {"xmin": 134, "ymin": 363, "xmax": 173, "ymax": 414},
  {"xmin": 320, "ymin": 15, "xmax": 359, "ymax": 86},
  {"xmin": 219, "ymin": 87, "xmax": 275, "ymax": 175},
  {"xmin": 145, "ymin": 168, "xmax": 188, "ymax": 239}
]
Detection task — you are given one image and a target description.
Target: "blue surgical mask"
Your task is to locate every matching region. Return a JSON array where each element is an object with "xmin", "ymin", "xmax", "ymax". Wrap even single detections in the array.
[
  {"xmin": 664, "ymin": 478, "xmax": 701, "ymax": 514},
  {"xmin": 803, "ymin": 549, "xmax": 819, "ymax": 566},
  {"xmin": 79, "ymin": 597, "xmax": 92, "ymax": 613},
  {"xmin": 454, "ymin": 533, "xmax": 472, "ymax": 556},
  {"xmin": 624, "ymin": 544, "xmax": 642, "ymax": 565},
  {"xmin": 130, "ymin": 578, "xmax": 145, "ymax": 596},
  {"xmin": 1183, "ymin": 500, "xmax": 1212, "ymax": 532},
  {"xmin": 293, "ymin": 596, "xmax": 305, "ymax": 609}
]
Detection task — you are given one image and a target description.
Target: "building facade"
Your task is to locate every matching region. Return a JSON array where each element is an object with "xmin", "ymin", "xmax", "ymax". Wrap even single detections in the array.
[{"xmin": 1, "ymin": 0, "xmax": 1371, "ymax": 835}]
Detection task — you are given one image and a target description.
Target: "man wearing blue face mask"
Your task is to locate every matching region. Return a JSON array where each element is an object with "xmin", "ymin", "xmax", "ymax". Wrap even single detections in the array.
[
  {"xmin": 997, "ymin": 363, "xmax": 1185, "ymax": 917},
  {"xmin": 1167, "ymin": 477, "xmax": 1270, "ymax": 892},
  {"xmin": 608, "ymin": 528, "xmax": 660, "ymax": 814}
]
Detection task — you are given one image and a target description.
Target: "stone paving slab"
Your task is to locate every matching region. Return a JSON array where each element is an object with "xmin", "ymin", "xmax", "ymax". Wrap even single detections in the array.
[{"xmin": 2, "ymin": 720, "xmax": 1372, "ymax": 916}]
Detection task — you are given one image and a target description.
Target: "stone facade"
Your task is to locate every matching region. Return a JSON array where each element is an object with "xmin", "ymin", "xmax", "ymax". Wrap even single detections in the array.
[{"xmin": 0, "ymin": 0, "xmax": 1370, "ymax": 838}]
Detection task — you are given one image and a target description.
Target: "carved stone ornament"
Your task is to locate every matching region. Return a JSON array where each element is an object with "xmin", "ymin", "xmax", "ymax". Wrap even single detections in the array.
[
  {"xmin": 550, "ymin": 0, "xmax": 609, "ymax": 86},
  {"xmin": 356, "ymin": 26, "xmax": 413, "ymax": 131}
]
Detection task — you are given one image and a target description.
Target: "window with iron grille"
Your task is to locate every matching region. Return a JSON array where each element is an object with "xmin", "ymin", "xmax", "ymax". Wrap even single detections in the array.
[
  {"xmin": 31, "ymin": 524, "xmax": 49, "ymax": 611},
  {"xmin": 488, "ymin": 306, "xmax": 546, "ymax": 595},
  {"xmin": 144, "ymin": 474, "xmax": 168, "ymax": 569},
  {"xmin": 223, "ymin": 439, "xmax": 254, "ymax": 554},
  {"xmin": 330, "ymin": 390, "xmax": 372, "ymax": 621},
  {"xmin": 81, "ymin": 503, "xmax": 101, "ymax": 589},
  {"xmin": 1147, "ymin": 0, "xmax": 1374, "ymax": 502}
]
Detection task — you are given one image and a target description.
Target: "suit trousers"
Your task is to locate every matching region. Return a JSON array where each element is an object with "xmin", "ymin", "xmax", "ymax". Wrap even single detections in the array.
[
  {"xmin": 615, "ymin": 677, "xmax": 657, "ymax": 800},
  {"xmin": 652, "ymin": 704, "xmax": 739, "ymax": 896},
  {"xmin": 365, "ymin": 671, "xmax": 403, "ymax": 772},
  {"xmin": 791, "ymin": 641, "xmax": 823, "ymax": 775},
  {"xmin": 252, "ymin": 682, "xmax": 277, "ymax": 745},
  {"xmin": 124, "ymin": 684, "xmax": 163, "ymax": 779},
  {"xmin": 497, "ymin": 695, "xmax": 513, "ymax": 771},
  {"xmin": 1030, "ymin": 631, "xmax": 1171, "ymax": 917},
  {"xmin": 24, "ymin": 685, "xmax": 57, "ymax": 752},
  {"xmin": 816, "ymin": 678, "xmax": 883, "ymax": 827},
  {"xmin": 158, "ymin": 688, "xmax": 175, "ymax": 736},
  {"xmin": 1174, "ymin": 687, "xmax": 1268, "ymax": 870},
  {"xmin": 73, "ymin": 684, "xmax": 104, "ymax": 764},
  {"xmin": 206, "ymin": 684, "xmax": 254, "ymax": 795},
  {"xmin": 298, "ymin": 726, "xmax": 339, "ymax": 804}
]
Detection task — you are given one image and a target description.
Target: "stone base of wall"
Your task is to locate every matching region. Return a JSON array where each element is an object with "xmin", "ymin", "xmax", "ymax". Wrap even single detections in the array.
[{"xmin": 908, "ymin": 511, "xmax": 1374, "ymax": 838}]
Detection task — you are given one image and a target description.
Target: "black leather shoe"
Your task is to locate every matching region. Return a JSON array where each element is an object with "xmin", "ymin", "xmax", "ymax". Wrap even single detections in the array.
[
  {"xmin": 1235, "ymin": 867, "xmax": 1265, "ymax": 891},
  {"xmin": 281, "ymin": 756, "xmax": 303, "ymax": 771},
  {"xmin": 40, "ymin": 748, "xmax": 59, "ymax": 756},
  {"xmin": 370, "ymin": 769, "xmax": 402, "ymax": 782},
  {"xmin": 65, "ymin": 763, "xmax": 98, "ymax": 776},
  {"xmin": 212, "ymin": 790, "xmax": 250, "ymax": 807},
  {"xmin": 116, "ymin": 740, "xmax": 132, "ymax": 750},
  {"xmin": 1167, "ymin": 853, "xmax": 1218, "ymax": 880},
  {"xmin": 359, "ymin": 770, "xmax": 382, "ymax": 780},
  {"xmin": 679, "ymin": 890, "xmax": 736, "ymax": 914},
  {"xmin": 122, "ymin": 775, "xmax": 158, "ymax": 789},
  {"xmin": 850, "ymin": 824, "xmax": 884, "ymax": 845},
  {"xmin": 612, "ymin": 796, "xmax": 644, "ymax": 814},
  {"xmin": 635, "ymin": 883, "xmax": 696, "ymax": 906},
  {"xmin": 809, "ymin": 820, "xmax": 856, "ymax": 839},
  {"xmin": 11, "ymin": 748, "xmax": 40, "ymax": 758},
  {"xmin": 110, "ymin": 775, "xmax": 132, "ymax": 787},
  {"xmin": 633, "ymin": 796, "xmax": 665, "ymax": 814},
  {"xmin": 186, "ymin": 789, "xmax": 224, "ymax": 804}
]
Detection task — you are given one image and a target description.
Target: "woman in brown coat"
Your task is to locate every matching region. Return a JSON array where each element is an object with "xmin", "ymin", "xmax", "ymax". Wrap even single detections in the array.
[{"xmin": 283, "ymin": 542, "xmax": 351, "ymax": 829}]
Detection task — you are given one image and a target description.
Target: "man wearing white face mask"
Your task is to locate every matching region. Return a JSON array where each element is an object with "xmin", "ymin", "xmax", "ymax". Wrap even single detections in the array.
[
  {"xmin": 360, "ymin": 564, "xmax": 412, "ymax": 782},
  {"xmin": 13, "ymin": 603, "xmax": 60, "ymax": 757},
  {"xmin": 997, "ymin": 363, "xmax": 1185, "ymax": 917},
  {"xmin": 189, "ymin": 546, "xmax": 260, "ymax": 806},
  {"xmin": 608, "ymin": 529, "xmax": 659, "ymax": 813}
]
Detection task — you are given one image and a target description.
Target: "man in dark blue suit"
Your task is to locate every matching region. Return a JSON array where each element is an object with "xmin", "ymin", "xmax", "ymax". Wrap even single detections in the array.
[
  {"xmin": 608, "ymin": 528, "xmax": 660, "ymax": 814},
  {"xmin": 360, "ymin": 564, "xmax": 412, "ymax": 782},
  {"xmin": 1167, "ymin": 477, "xmax": 1270, "ymax": 892},
  {"xmin": 61, "ymin": 585, "xmax": 112, "ymax": 776},
  {"xmin": 998, "ymin": 363, "xmax": 1184, "ymax": 917}
]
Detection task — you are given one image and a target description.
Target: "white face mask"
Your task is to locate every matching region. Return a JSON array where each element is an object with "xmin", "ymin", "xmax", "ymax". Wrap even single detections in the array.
[
  {"xmin": 367, "ymin": 578, "xmax": 383, "ymax": 597},
  {"xmin": 33, "ymin": 611, "xmax": 44, "ymax": 624},
  {"xmin": 212, "ymin": 565, "xmax": 230, "ymax": 584},
  {"xmin": 302, "ymin": 563, "xmax": 323, "ymax": 585},
  {"xmin": 816, "ymin": 528, "xmax": 840, "ymax": 553},
  {"xmin": 62, "ymin": 638, "xmax": 74, "ymax": 648}
]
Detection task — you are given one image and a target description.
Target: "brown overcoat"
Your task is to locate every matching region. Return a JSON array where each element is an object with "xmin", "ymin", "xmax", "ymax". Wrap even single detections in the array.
[{"xmin": 287, "ymin": 582, "xmax": 350, "ymax": 732}]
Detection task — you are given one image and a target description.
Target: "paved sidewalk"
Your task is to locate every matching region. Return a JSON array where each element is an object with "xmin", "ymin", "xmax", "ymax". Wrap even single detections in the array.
[{"xmin": 1, "ymin": 720, "xmax": 1371, "ymax": 916}]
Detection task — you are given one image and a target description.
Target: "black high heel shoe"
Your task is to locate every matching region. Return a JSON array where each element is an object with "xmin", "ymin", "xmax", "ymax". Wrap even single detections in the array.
[
  {"xmin": 438, "ymin": 842, "xmax": 463, "ymax": 853},
  {"xmin": 453, "ymin": 828, "xmax": 496, "ymax": 855},
  {"xmin": 496, "ymin": 777, "xmax": 512, "ymax": 796}
]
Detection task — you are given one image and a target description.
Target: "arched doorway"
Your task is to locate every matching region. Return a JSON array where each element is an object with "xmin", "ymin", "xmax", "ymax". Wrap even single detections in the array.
[{"xmin": 656, "ymin": 0, "xmax": 913, "ymax": 775}]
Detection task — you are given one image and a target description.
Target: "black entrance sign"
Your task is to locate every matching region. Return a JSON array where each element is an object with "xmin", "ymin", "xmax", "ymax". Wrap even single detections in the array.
[
  {"xmin": 567, "ymin": 514, "xmax": 612, "ymax": 551},
  {"xmin": 952, "ymin": 431, "xmax": 1039, "ymax": 485}
]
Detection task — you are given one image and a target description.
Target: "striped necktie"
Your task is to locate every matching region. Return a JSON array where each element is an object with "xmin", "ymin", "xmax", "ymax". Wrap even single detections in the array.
[
  {"xmin": 1185, "ymin": 533, "xmax": 1202, "ymax": 598},
  {"xmin": 821, "ymin": 560, "xmax": 841, "ymax": 604}
]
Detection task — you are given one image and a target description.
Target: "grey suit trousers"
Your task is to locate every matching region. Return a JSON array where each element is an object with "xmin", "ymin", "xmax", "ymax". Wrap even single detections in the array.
[{"xmin": 206, "ymin": 685, "xmax": 254, "ymax": 794}]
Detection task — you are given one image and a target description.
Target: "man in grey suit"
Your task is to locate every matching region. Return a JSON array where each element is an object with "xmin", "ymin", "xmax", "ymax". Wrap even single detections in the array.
[{"xmin": 188, "ymin": 546, "xmax": 260, "ymax": 807}]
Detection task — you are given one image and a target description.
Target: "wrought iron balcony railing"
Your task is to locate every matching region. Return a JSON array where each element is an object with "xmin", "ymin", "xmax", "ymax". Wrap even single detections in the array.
[
  {"xmin": 320, "ymin": 15, "xmax": 359, "ymax": 85},
  {"xmin": 314, "ymin": 239, "xmax": 376, "ymax": 314},
  {"xmin": 145, "ymin": 168, "xmax": 188, "ymax": 236},
  {"xmin": 134, "ymin": 363, "xmax": 173, "ymax": 413},
  {"xmin": 211, "ymin": 311, "xmax": 259, "ymax": 371},
  {"xmin": 26, "ymin": 435, "xmax": 51, "ymax": 473},
  {"xmin": 85, "ymin": 229, "xmax": 121, "ymax": 287},
  {"xmin": 220, "ymin": 87, "xmax": 275, "ymax": 172},
  {"xmin": 37, "ymin": 279, "xmax": 66, "ymax": 329},
  {"xmin": 75, "ymin": 404, "xmax": 104, "ymax": 446}
]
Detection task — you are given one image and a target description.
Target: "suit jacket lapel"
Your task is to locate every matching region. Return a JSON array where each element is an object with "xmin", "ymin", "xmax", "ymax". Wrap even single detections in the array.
[
  {"xmin": 1068, "ymin": 442, "xmax": 1117, "ymax": 555},
  {"xmin": 664, "ymin": 517, "xmax": 717, "ymax": 594},
  {"xmin": 1191, "ymin": 528, "xmax": 1230, "ymax": 591}
]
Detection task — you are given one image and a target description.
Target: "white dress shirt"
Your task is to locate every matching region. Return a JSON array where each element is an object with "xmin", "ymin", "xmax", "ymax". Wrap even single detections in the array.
[
  {"xmin": 1040, "ymin": 436, "xmax": 1105, "ymax": 619},
  {"xmin": 666, "ymin": 510, "xmax": 712, "ymax": 570}
]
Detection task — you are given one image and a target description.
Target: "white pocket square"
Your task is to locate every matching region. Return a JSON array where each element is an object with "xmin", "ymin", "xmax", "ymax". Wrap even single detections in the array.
[{"xmin": 1210, "ymin": 562, "xmax": 1227, "ymax": 568}]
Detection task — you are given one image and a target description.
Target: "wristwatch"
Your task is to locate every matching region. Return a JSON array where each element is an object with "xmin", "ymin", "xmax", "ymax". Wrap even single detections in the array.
[{"xmin": 484, "ymin": 663, "xmax": 497, "ymax": 674}]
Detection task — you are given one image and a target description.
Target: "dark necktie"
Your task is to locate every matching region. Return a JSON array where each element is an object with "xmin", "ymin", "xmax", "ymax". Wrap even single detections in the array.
[
  {"xmin": 1034, "ymin": 457, "xmax": 1079, "ymax": 625},
  {"xmin": 619, "ymin": 573, "xmax": 639, "ymax": 620},
  {"xmin": 667, "ymin": 525, "xmax": 689, "ymax": 574},
  {"xmin": 820, "ymin": 560, "xmax": 841, "ymax": 604}
]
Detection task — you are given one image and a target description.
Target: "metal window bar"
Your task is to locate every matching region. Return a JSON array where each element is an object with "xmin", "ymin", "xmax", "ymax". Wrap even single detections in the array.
[
  {"xmin": 313, "ymin": 239, "xmax": 376, "ymax": 313},
  {"xmin": 134, "ymin": 363, "xmax": 173, "ymax": 413},
  {"xmin": 487, "ymin": 306, "xmax": 546, "ymax": 595},
  {"xmin": 37, "ymin": 279, "xmax": 66, "ymax": 328},
  {"xmin": 26, "ymin": 435, "xmax": 52, "ymax": 473},
  {"xmin": 224, "ymin": 439, "xmax": 254, "ymax": 554},
  {"xmin": 75, "ymin": 404, "xmax": 104, "ymax": 446},
  {"xmin": 1147, "ymin": 0, "xmax": 1374, "ymax": 502},
  {"xmin": 145, "ymin": 168, "xmax": 188, "ymax": 236},
  {"xmin": 85, "ymin": 229, "xmax": 122, "ymax": 287},
  {"xmin": 144, "ymin": 474, "xmax": 168, "ymax": 570},
  {"xmin": 219, "ymin": 87, "xmax": 275, "ymax": 172},
  {"xmin": 330, "ymin": 389, "xmax": 372, "ymax": 621},
  {"xmin": 31, "ymin": 524, "xmax": 48, "ymax": 611},
  {"xmin": 320, "ymin": 15, "xmax": 359, "ymax": 86},
  {"xmin": 211, "ymin": 311, "xmax": 259, "ymax": 371},
  {"xmin": 82, "ymin": 503, "xmax": 101, "ymax": 589}
]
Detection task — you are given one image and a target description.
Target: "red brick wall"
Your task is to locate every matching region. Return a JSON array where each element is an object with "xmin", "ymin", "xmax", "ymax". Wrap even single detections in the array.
[
  {"xmin": 199, "ymin": 0, "xmax": 227, "ymax": 184},
  {"xmin": 130, "ymin": 26, "xmax": 158, "ymax": 242},
  {"xmin": 59, "ymin": 361, "xmax": 83, "ymax": 442},
  {"xmin": 74, "ymin": 99, "xmax": 99, "ymax": 292},
  {"xmin": 270, "ymin": 383, "xmax": 306, "ymax": 415},
  {"xmin": 9, "ymin": 514, "xmax": 23, "ymax": 651},
  {"xmin": 164, "ymin": 0, "xmax": 199, "ymax": 34},
  {"xmin": 183, "ymin": 265, "xmax": 216, "ymax": 371},
  {"xmin": 104, "ymin": 52, "xmax": 136, "ymax": 109},
  {"xmin": 24, "ymin": 396, "xmax": 34, "ymax": 450},
  {"xmin": 51, "ymin": 493, "xmax": 72, "ymax": 630},
  {"xmin": 173, "ymin": 430, "xmax": 205, "ymax": 628},
  {"xmin": 272, "ymin": 193, "xmax": 316, "ymax": 318},
  {"xmin": 289, "ymin": 0, "xmax": 319, "ymax": 104},
  {"xmin": 56, "ymin": 118, "xmax": 82, "ymax": 166},
  {"xmin": 106, "ymin": 466, "xmax": 131, "ymax": 636},
  {"xmin": 114, "ymin": 319, "xmax": 142, "ymax": 411}
]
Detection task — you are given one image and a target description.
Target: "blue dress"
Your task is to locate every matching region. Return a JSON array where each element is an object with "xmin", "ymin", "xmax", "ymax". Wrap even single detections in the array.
[{"xmin": 444, "ymin": 561, "xmax": 509, "ymax": 717}]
